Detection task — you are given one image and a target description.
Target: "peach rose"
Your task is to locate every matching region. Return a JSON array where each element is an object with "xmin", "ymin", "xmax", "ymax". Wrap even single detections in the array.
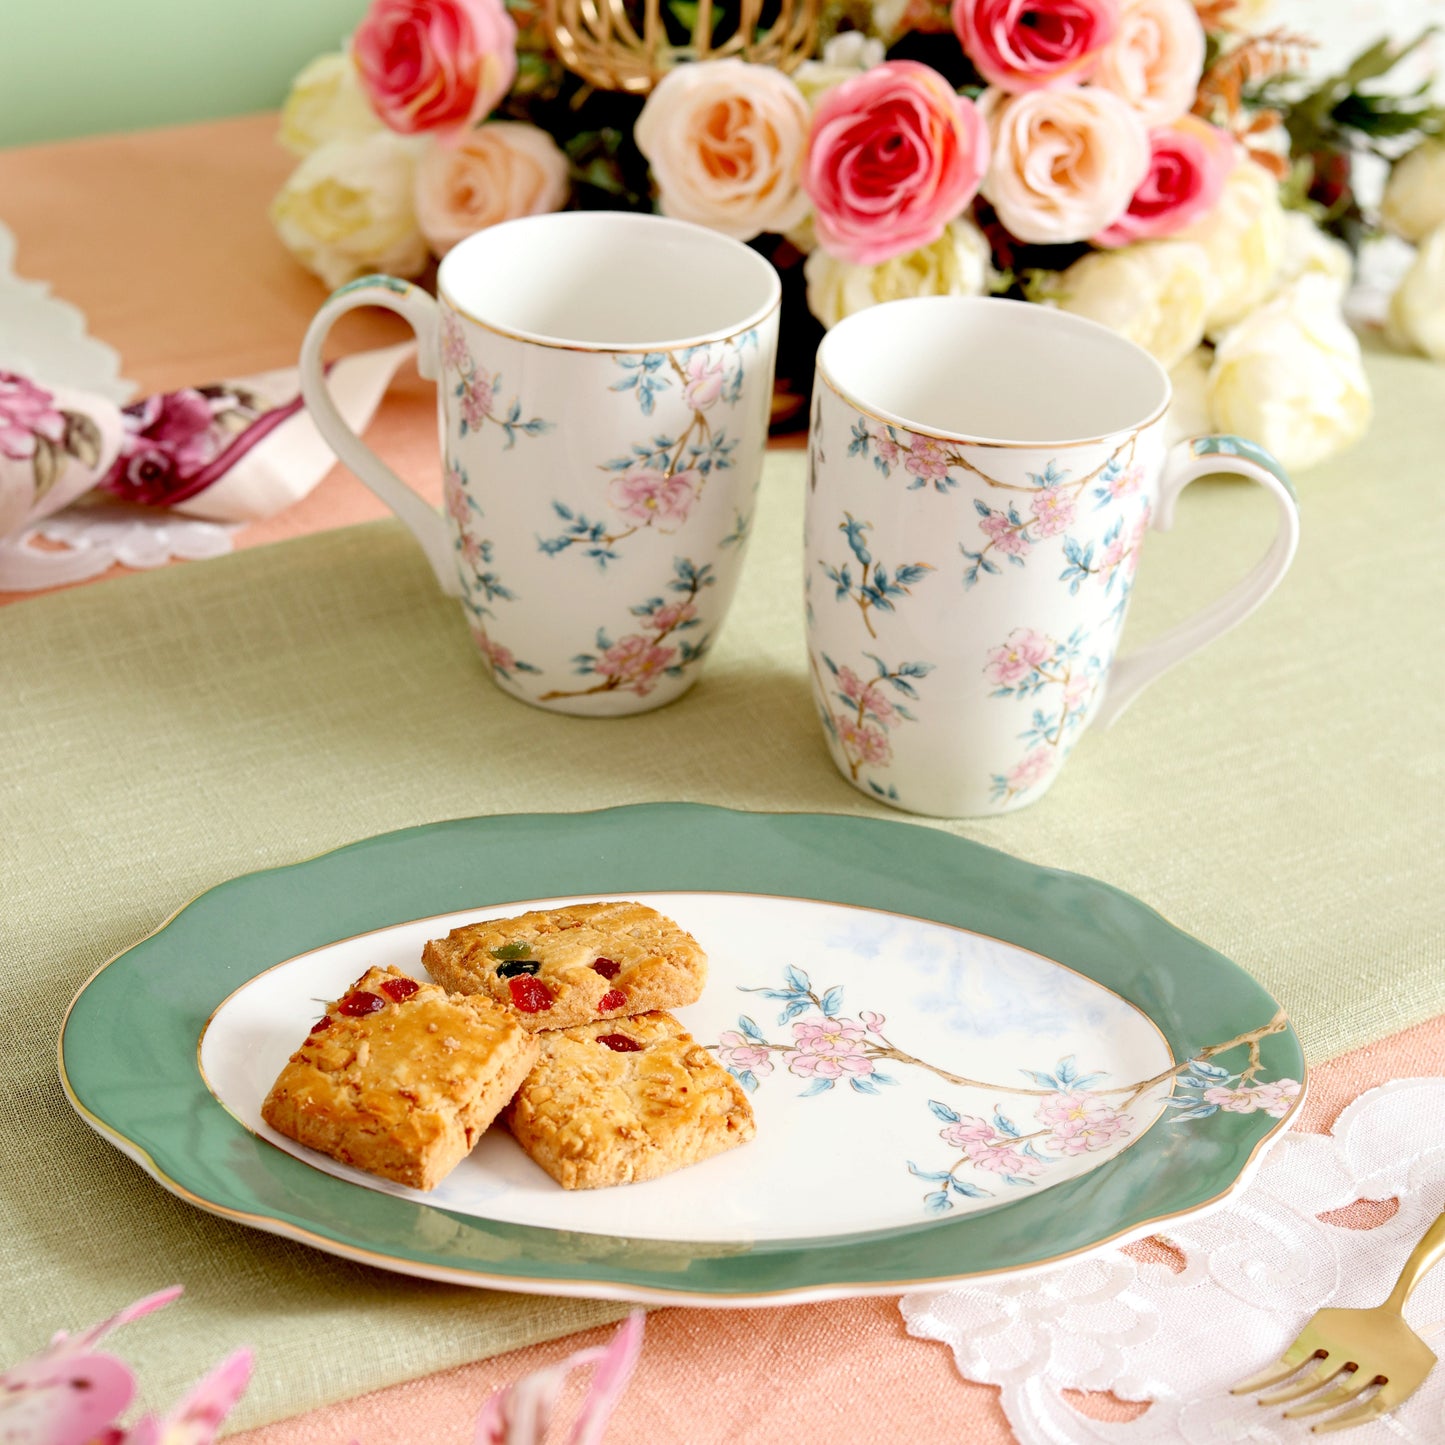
[
  {"xmin": 805, "ymin": 61, "xmax": 989, "ymax": 266},
  {"xmin": 634, "ymin": 59, "xmax": 811, "ymax": 243},
  {"xmin": 952, "ymin": 0, "xmax": 1118, "ymax": 92},
  {"xmin": 1093, "ymin": 0, "xmax": 1204, "ymax": 125},
  {"xmin": 1093, "ymin": 115, "xmax": 1232, "ymax": 246},
  {"xmin": 414, "ymin": 122, "xmax": 568, "ymax": 254},
  {"xmin": 981, "ymin": 86, "xmax": 1149, "ymax": 244},
  {"xmin": 354, "ymin": 0, "xmax": 517, "ymax": 141}
]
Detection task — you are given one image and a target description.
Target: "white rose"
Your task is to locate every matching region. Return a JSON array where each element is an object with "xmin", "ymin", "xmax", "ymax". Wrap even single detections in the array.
[
  {"xmin": 1380, "ymin": 140, "xmax": 1445, "ymax": 245},
  {"xmin": 271, "ymin": 132, "xmax": 429, "ymax": 291},
  {"xmin": 414, "ymin": 122, "xmax": 569, "ymax": 256},
  {"xmin": 1164, "ymin": 345, "xmax": 1211, "ymax": 447},
  {"xmin": 634, "ymin": 59, "xmax": 811, "ymax": 243},
  {"xmin": 793, "ymin": 32, "xmax": 886, "ymax": 106},
  {"xmin": 805, "ymin": 217, "xmax": 993, "ymax": 328},
  {"xmin": 1206, "ymin": 275, "xmax": 1372, "ymax": 472},
  {"xmin": 1386, "ymin": 223, "xmax": 1445, "ymax": 362},
  {"xmin": 981, "ymin": 87, "xmax": 1151, "ymax": 246},
  {"xmin": 1055, "ymin": 240, "xmax": 1210, "ymax": 369},
  {"xmin": 1276, "ymin": 211, "xmax": 1353, "ymax": 298},
  {"xmin": 278, "ymin": 52, "xmax": 384, "ymax": 157},
  {"xmin": 1173, "ymin": 157, "xmax": 1286, "ymax": 334},
  {"xmin": 1093, "ymin": 0, "xmax": 1205, "ymax": 126}
]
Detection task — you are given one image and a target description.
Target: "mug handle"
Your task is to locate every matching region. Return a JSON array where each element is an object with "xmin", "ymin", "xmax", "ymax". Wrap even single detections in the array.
[
  {"xmin": 1091, "ymin": 435, "xmax": 1300, "ymax": 729},
  {"xmin": 298, "ymin": 275, "xmax": 460, "ymax": 597}
]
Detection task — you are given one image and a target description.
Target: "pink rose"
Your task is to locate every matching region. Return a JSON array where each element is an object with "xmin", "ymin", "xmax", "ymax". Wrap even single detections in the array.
[
  {"xmin": 805, "ymin": 61, "xmax": 989, "ymax": 266},
  {"xmin": 953, "ymin": 0, "xmax": 1119, "ymax": 93},
  {"xmin": 608, "ymin": 467, "xmax": 699, "ymax": 528},
  {"xmin": 1093, "ymin": 0, "xmax": 1204, "ymax": 125},
  {"xmin": 982, "ymin": 86, "xmax": 1150, "ymax": 244},
  {"xmin": 353, "ymin": 0, "xmax": 517, "ymax": 141},
  {"xmin": 1093, "ymin": 116, "xmax": 1233, "ymax": 247},
  {"xmin": 0, "ymin": 373, "xmax": 65, "ymax": 460}
]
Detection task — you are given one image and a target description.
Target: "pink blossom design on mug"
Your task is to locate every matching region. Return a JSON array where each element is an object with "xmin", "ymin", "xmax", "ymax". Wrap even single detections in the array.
[
  {"xmin": 713, "ymin": 966, "xmax": 1297, "ymax": 1214},
  {"xmin": 539, "ymin": 557, "xmax": 714, "ymax": 702},
  {"xmin": 445, "ymin": 458, "xmax": 528, "ymax": 654},
  {"xmin": 467, "ymin": 621, "xmax": 541, "ymax": 683},
  {"xmin": 440, "ymin": 312, "xmax": 551, "ymax": 447},
  {"xmin": 813, "ymin": 649, "xmax": 934, "ymax": 803},
  {"xmin": 608, "ymin": 466, "xmax": 701, "ymax": 529},
  {"xmin": 540, "ymin": 333, "xmax": 754, "ymax": 564},
  {"xmin": 986, "ymin": 627, "xmax": 1108, "ymax": 804}
]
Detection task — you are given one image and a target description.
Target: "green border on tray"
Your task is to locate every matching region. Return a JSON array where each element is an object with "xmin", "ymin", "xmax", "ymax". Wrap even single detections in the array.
[{"xmin": 60, "ymin": 804, "xmax": 1306, "ymax": 1302}]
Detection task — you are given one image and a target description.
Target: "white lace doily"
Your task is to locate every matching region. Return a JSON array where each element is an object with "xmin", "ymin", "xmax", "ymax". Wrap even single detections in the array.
[{"xmin": 902, "ymin": 1078, "xmax": 1445, "ymax": 1443}]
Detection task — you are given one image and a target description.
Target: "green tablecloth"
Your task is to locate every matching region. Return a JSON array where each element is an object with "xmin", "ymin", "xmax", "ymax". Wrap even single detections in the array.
[{"xmin": 3, "ymin": 346, "xmax": 1442, "ymax": 1428}]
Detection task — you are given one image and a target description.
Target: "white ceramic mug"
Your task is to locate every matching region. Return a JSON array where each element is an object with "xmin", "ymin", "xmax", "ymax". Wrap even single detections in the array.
[
  {"xmin": 300, "ymin": 212, "xmax": 780, "ymax": 715},
  {"xmin": 805, "ymin": 296, "xmax": 1300, "ymax": 817}
]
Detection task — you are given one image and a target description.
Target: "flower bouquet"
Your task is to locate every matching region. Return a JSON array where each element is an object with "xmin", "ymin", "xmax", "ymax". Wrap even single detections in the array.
[{"xmin": 271, "ymin": 0, "xmax": 1442, "ymax": 470}]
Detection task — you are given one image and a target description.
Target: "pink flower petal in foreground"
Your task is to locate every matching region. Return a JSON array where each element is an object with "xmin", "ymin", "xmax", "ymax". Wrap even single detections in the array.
[{"xmin": 474, "ymin": 1312, "xmax": 645, "ymax": 1445}]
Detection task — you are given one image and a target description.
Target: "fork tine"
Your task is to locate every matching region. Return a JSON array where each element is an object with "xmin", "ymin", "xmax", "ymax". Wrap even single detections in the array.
[
  {"xmin": 1309, "ymin": 1390, "xmax": 1392, "ymax": 1434},
  {"xmin": 1282, "ymin": 1370, "xmax": 1373, "ymax": 1419},
  {"xmin": 1256, "ymin": 1358, "xmax": 1349, "ymax": 1406},
  {"xmin": 1230, "ymin": 1340, "xmax": 1321, "ymax": 1395}
]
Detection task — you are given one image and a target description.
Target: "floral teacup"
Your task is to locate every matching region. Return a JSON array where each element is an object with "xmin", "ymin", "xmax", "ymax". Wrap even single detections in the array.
[
  {"xmin": 806, "ymin": 296, "xmax": 1300, "ymax": 817},
  {"xmin": 300, "ymin": 212, "xmax": 780, "ymax": 715}
]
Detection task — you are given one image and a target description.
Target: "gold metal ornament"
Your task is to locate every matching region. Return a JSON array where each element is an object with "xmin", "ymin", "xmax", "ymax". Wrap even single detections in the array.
[{"xmin": 543, "ymin": 0, "xmax": 820, "ymax": 93}]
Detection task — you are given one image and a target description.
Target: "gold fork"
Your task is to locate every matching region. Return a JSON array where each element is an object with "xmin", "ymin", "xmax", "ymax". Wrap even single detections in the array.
[{"xmin": 1232, "ymin": 1209, "xmax": 1445, "ymax": 1433}]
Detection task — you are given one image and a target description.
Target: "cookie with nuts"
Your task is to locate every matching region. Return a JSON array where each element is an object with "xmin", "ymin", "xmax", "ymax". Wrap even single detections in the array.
[
  {"xmin": 260, "ymin": 964, "xmax": 538, "ymax": 1190},
  {"xmin": 420, "ymin": 900, "xmax": 707, "ymax": 1030},
  {"xmin": 505, "ymin": 1010, "xmax": 755, "ymax": 1189}
]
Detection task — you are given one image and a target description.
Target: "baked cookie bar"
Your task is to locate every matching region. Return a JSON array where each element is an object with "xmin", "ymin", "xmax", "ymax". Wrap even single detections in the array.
[
  {"xmin": 506, "ymin": 1010, "xmax": 754, "ymax": 1189},
  {"xmin": 261, "ymin": 964, "xmax": 538, "ymax": 1191},
  {"xmin": 421, "ymin": 901, "xmax": 706, "ymax": 1031}
]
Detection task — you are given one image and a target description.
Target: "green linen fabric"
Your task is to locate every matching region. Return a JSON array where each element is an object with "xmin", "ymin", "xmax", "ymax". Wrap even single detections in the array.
[{"xmin": 2, "ymin": 348, "xmax": 1441, "ymax": 1427}]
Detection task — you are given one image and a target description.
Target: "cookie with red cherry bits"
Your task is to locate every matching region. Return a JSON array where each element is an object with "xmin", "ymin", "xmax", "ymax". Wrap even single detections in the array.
[
  {"xmin": 260, "ymin": 964, "xmax": 538, "ymax": 1191},
  {"xmin": 506, "ymin": 1010, "xmax": 754, "ymax": 1189},
  {"xmin": 420, "ymin": 900, "xmax": 706, "ymax": 1031}
]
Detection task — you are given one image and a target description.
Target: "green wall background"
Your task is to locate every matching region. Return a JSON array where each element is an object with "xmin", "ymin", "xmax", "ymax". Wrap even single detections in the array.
[{"xmin": 0, "ymin": 0, "xmax": 371, "ymax": 148}]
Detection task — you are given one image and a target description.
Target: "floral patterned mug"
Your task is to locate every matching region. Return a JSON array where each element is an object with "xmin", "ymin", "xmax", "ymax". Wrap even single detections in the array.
[
  {"xmin": 806, "ymin": 296, "xmax": 1300, "ymax": 816},
  {"xmin": 300, "ymin": 212, "xmax": 780, "ymax": 715}
]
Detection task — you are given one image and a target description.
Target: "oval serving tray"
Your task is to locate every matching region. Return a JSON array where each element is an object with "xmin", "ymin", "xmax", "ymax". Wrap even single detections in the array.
[{"xmin": 60, "ymin": 804, "xmax": 1305, "ymax": 1306}]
